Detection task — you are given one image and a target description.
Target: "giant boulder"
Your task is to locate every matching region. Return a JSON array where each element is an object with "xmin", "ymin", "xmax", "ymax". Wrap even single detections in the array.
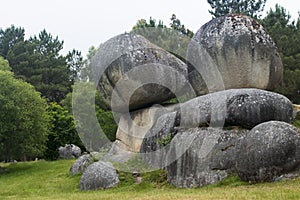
[
  {"xmin": 187, "ymin": 14, "xmax": 283, "ymax": 95},
  {"xmin": 166, "ymin": 127, "xmax": 248, "ymax": 188},
  {"xmin": 91, "ymin": 33, "xmax": 190, "ymax": 112},
  {"xmin": 180, "ymin": 88, "xmax": 293, "ymax": 129},
  {"xmin": 106, "ymin": 88, "xmax": 293, "ymax": 166},
  {"xmin": 116, "ymin": 88, "xmax": 293, "ymax": 154},
  {"xmin": 236, "ymin": 121, "xmax": 300, "ymax": 183}
]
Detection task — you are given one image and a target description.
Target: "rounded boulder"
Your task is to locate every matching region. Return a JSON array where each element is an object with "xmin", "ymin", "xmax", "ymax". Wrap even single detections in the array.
[
  {"xmin": 187, "ymin": 14, "xmax": 283, "ymax": 95},
  {"xmin": 236, "ymin": 121, "xmax": 300, "ymax": 183},
  {"xmin": 91, "ymin": 33, "xmax": 190, "ymax": 112},
  {"xmin": 180, "ymin": 88, "xmax": 294, "ymax": 129},
  {"xmin": 79, "ymin": 161, "xmax": 119, "ymax": 190}
]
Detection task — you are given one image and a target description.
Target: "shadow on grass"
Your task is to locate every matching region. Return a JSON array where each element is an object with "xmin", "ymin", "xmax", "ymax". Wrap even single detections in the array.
[{"xmin": 0, "ymin": 162, "xmax": 35, "ymax": 176}]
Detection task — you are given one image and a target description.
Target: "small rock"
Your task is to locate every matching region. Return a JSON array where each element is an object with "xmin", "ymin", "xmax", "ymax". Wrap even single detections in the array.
[
  {"xmin": 132, "ymin": 171, "xmax": 143, "ymax": 184},
  {"xmin": 79, "ymin": 161, "xmax": 119, "ymax": 190},
  {"xmin": 70, "ymin": 154, "xmax": 94, "ymax": 175},
  {"xmin": 274, "ymin": 173, "xmax": 300, "ymax": 182},
  {"xmin": 58, "ymin": 144, "xmax": 81, "ymax": 159}
]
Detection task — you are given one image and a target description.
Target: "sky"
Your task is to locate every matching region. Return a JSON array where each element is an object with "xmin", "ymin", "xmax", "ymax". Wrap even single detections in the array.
[{"xmin": 0, "ymin": 0, "xmax": 299, "ymax": 58}]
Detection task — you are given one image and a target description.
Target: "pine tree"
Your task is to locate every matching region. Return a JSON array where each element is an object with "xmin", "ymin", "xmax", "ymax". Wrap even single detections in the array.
[{"xmin": 207, "ymin": 0, "xmax": 267, "ymax": 18}]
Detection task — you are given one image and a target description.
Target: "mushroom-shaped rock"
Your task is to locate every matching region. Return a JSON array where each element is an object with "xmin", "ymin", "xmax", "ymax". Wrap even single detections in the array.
[
  {"xmin": 91, "ymin": 33, "xmax": 190, "ymax": 112},
  {"xmin": 187, "ymin": 14, "xmax": 283, "ymax": 95},
  {"xmin": 236, "ymin": 121, "xmax": 300, "ymax": 183},
  {"xmin": 79, "ymin": 161, "xmax": 119, "ymax": 190}
]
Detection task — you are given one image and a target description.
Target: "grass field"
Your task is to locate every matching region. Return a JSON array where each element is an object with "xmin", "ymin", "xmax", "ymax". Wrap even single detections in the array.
[{"xmin": 1, "ymin": 159, "xmax": 300, "ymax": 200}]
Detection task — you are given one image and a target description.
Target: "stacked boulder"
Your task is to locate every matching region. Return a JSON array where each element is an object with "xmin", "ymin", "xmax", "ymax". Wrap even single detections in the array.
[
  {"xmin": 187, "ymin": 13, "xmax": 283, "ymax": 95},
  {"xmin": 76, "ymin": 14, "xmax": 300, "ymax": 190},
  {"xmin": 163, "ymin": 14, "xmax": 298, "ymax": 188},
  {"xmin": 77, "ymin": 32, "xmax": 189, "ymax": 190},
  {"xmin": 90, "ymin": 33, "xmax": 190, "ymax": 112}
]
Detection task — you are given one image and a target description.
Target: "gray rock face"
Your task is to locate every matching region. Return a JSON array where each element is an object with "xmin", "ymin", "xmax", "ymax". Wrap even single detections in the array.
[
  {"xmin": 100, "ymin": 140, "xmax": 135, "ymax": 164},
  {"xmin": 140, "ymin": 111, "xmax": 180, "ymax": 169},
  {"xmin": 79, "ymin": 161, "xmax": 119, "ymax": 190},
  {"xmin": 115, "ymin": 104, "xmax": 178, "ymax": 153},
  {"xmin": 274, "ymin": 173, "xmax": 300, "ymax": 182},
  {"xmin": 187, "ymin": 14, "xmax": 283, "ymax": 95},
  {"xmin": 166, "ymin": 127, "xmax": 248, "ymax": 188},
  {"xmin": 236, "ymin": 121, "xmax": 300, "ymax": 183},
  {"xmin": 91, "ymin": 33, "xmax": 189, "ymax": 112},
  {"xmin": 58, "ymin": 144, "xmax": 81, "ymax": 159},
  {"xmin": 99, "ymin": 108, "xmax": 179, "ymax": 169},
  {"xmin": 69, "ymin": 154, "xmax": 94, "ymax": 175},
  {"xmin": 106, "ymin": 88, "xmax": 293, "ymax": 174},
  {"xmin": 180, "ymin": 88, "xmax": 293, "ymax": 129}
]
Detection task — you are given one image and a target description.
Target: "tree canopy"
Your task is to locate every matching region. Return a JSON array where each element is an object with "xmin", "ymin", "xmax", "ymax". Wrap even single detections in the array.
[
  {"xmin": 207, "ymin": 0, "xmax": 267, "ymax": 18},
  {"xmin": 0, "ymin": 57, "xmax": 49, "ymax": 161},
  {"xmin": 261, "ymin": 4, "xmax": 300, "ymax": 103},
  {"xmin": 44, "ymin": 102, "xmax": 85, "ymax": 160},
  {"xmin": 132, "ymin": 14, "xmax": 194, "ymax": 60},
  {"xmin": 0, "ymin": 26, "xmax": 84, "ymax": 103}
]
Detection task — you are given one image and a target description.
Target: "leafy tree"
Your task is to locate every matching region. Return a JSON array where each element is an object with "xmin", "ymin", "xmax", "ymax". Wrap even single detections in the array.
[
  {"xmin": 132, "ymin": 17, "xmax": 165, "ymax": 30},
  {"xmin": 0, "ymin": 57, "xmax": 49, "ymax": 161},
  {"xmin": 0, "ymin": 25, "xmax": 25, "ymax": 58},
  {"xmin": 207, "ymin": 0, "xmax": 267, "ymax": 18},
  {"xmin": 72, "ymin": 82, "xmax": 118, "ymax": 151},
  {"xmin": 83, "ymin": 45, "xmax": 98, "ymax": 81},
  {"xmin": 44, "ymin": 102, "xmax": 85, "ymax": 160},
  {"xmin": 262, "ymin": 4, "xmax": 300, "ymax": 103},
  {"xmin": 261, "ymin": 4, "xmax": 300, "ymax": 57},
  {"xmin": 25, "ymin": 30, "xmax": 71, "ymax": 102},
  {"xmin": 29, "ymin": 29, "xmax": 64, "ymax": 58},
  {"xmin": 170, "ymin": 14, "xmax": 194, "ymax": 38},
  {"xmin": 66, "ymin": 49, "xmax": 84, "ymax": 82},
  {"xmin": 61, "ymin": 89, "xmax": 110, "ymax": 113},
  {"xmin": 96, "ymin": 109, "xmax": 118, "ymax": 141},
  {"xmin": 276, "ymin": 69, "xmax": 300, "ymax": 103},
  {"xmin": 0, "ymin": 56, "xmax": 10, "ymax": 71},
  {"xmin": 132, "ymin": 15, "xmax": 194, "ymax": 59},
  {"xmin": 0, "ymin": 26, "xmax": 83, "ymax": 103},
  {"xmin": 86, "ymin": 46, "xmax": 98, "ymax": 63},
  {"xmin": 261, "ymin": 4, "xmax": 300, "ymax": 103}
]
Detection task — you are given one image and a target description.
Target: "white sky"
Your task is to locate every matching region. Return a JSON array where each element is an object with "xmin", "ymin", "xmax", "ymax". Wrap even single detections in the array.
[{"xmin": 0, "ymin": 0, "xmax": 299, "ymax": 58}]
